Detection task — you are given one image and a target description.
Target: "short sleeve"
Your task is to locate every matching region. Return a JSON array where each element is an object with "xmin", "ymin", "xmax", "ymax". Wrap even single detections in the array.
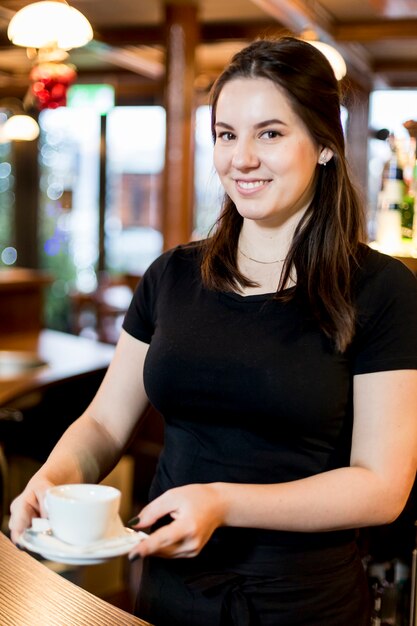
[
  {"xmin": 122, "ymin": 250, "xmax": 173, "ymax": 344},
  {"xmin": 353, "ymin": 254, "xmax": 417, "ymax": 375}
]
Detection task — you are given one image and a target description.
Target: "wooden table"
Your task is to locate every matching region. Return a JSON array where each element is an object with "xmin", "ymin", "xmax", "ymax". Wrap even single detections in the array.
[
  {"xmin": 0, "ymin": 330, "xmax": 115, "ymax": 534},
  {"xmin": 0, "ymin": 329, "xmax": 115, "ymax": 407},
  {"xmin": 0, "ymin": 531, "xmax": 151, "ymax": 625}
]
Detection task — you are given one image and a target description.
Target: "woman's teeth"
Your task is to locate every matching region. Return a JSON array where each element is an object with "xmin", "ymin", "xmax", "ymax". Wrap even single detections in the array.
[{"xmin": 238, "ymin": 180, "xmax": 268, "ymax": 189}]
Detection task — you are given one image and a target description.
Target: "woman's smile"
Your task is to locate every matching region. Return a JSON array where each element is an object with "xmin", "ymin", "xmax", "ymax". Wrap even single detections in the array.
[{"xmin": 235, "ymin": 178, "xmax": 272, "ymax": 193}]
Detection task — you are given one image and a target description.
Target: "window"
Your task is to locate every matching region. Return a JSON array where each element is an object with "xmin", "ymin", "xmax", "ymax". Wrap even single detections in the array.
[
  {"xmin": 39, "ymin": 107, "xmax": 100, "ymax": 327},
  {"xmin": 105, "ymin": 106, "xmax": 165, "ymax": 275},
  {"xmin": 194, "ymin": 105, "xmax": 222, "ymax": 238}
]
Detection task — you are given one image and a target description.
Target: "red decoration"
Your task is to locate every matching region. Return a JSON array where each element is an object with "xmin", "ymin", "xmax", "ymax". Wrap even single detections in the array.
[{"xmin": 29, "ymin": 62, "xmax": 77, "ymax": 110}]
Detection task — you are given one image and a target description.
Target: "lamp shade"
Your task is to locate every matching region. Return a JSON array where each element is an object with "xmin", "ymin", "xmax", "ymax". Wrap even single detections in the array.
[
  {"xmin": 7, "ymin": 1, "xmax": 93, "ymax": 50},
  {"xmin": 305, "ymin": 40, "xmax": 347, "ymax": 81},
  {"xmin": 2, "ymin": 115, "xmax": 40, "ymax": 141}
]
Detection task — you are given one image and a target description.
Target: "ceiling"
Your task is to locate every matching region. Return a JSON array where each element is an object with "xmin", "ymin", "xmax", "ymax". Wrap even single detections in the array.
[{"xmin": 0, "ymin": 0, "xmax": 416, "ymax": 101}]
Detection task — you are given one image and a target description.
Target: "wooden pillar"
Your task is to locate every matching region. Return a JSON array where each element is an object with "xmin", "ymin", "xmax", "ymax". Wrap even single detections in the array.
[
  {"xmin": 98, "ymin": 114, "xmax": 107, "ymax": 273},
  {"xmin": 162, "ymin": 1, "xmax": 199, "ymax": 250},
  {"xmin": 13, "ymin": 138, "xmax": 40, "ymax": 268}
]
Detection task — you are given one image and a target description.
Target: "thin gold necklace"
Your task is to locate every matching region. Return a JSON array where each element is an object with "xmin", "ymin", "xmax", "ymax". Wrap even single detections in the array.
[{"xmin": 238, "ymin": 247, "xmax": 286, "ymax": 265}]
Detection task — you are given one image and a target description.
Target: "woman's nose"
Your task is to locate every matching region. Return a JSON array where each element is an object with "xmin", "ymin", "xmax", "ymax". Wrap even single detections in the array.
[{"xmin": 231, "ymin": 139, "xmax": 260, "ymax": 169}]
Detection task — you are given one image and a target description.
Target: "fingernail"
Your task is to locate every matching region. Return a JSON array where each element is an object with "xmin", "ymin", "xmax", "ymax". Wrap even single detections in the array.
[
  {"xmin": 127, "ymin": 515, "xmax": 140, "ymax": 527},
  {"xmin": 128, "ymin": 553, "xmax": 140, "ymax": 562}
]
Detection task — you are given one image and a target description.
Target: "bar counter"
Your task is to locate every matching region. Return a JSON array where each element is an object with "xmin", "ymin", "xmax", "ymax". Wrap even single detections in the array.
[{"xmin": 0, "ymin": 531, "xmax": 150, "ymax": 625}]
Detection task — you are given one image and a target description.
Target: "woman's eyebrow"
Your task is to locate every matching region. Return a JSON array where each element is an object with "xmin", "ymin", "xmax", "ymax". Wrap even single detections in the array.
[
  {"xmin": 214, "ymin": 118, "xmax": 288, "ymax": 130},
  {"xmin": 214, "ymin": 121, "xmax": 234, "ymax": 129},
  {"xmin": 254, "ymin": 118, "xmax": 287, "ymax": 129}
]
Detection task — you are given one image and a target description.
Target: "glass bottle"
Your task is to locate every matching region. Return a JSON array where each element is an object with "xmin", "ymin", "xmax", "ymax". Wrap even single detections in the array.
[{"xmin": 376, "ymin": 137, "xmax": 404, "ymax": 252}]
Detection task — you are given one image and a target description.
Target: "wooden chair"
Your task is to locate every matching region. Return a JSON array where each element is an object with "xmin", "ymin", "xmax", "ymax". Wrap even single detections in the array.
[{"xmin": 69, "ymin": 273, "xmax": 140, "ymax": 344}]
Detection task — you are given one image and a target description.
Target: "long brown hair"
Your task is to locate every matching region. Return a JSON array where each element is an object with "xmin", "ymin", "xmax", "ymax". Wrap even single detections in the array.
[{"xmin": 200, "ymin": 37, "xmax": 366, "ymax": 352}]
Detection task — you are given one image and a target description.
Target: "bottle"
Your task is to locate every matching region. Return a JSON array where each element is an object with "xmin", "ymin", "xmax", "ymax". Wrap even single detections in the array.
[
  {"xmin": 402, "ymin": 159, "xmax": 417, "ymax": 240},
  {"xmin": 383, "ymin": 139, "xmax": 405, "ymax": 210},
  {"xmin": 376, "ymin": 136, "xmax": 404, "ymax": 252}
]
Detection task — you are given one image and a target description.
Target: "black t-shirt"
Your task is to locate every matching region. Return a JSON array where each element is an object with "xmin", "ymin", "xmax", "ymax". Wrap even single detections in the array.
[{"xmin": 123, "ymin": 242, "xmax": 417, "ymax": 570}]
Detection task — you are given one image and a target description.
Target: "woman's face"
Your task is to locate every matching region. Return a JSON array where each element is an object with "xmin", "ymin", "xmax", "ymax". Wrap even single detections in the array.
[{"xmin": 213, "ymin": 77, "xmax": 321, "ymax": 227}]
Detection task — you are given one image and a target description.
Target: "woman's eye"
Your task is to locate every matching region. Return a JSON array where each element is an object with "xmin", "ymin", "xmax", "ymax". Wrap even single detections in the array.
[
  {"xmin": 217, "ymin": 131, "xmax": 235, "ymax": 141},
  {"xmin": 260, "ymin": 130, "xmax": 281, "ymax": 139}
]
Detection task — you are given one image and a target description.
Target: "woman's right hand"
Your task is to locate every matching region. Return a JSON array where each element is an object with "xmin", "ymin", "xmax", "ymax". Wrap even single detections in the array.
[
  {"xmin": 8, "ymin": 475, "xmax": 55, "ymax": 544},
  {"xmin": 8, "ymin": 332, "xmax": 151, "ymax": 545}
]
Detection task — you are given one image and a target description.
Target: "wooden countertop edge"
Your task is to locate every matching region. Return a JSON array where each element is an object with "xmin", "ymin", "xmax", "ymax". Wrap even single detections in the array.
[
  {"xmin": 0, "ymin": 268, "xmax": 54, "ymax": 288},
  {"xmin": 0, "ymin": 367, "xmax": 108, "ymax": 407},
  {"xmin": 0, "ymin": 532, "xmax": 150, "ymax": 625}
]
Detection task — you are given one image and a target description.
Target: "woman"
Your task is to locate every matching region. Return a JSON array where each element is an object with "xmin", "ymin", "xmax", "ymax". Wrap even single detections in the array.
[{"xmin": 9, "ymin": 37, "xmax": 417, "ymax": 625}]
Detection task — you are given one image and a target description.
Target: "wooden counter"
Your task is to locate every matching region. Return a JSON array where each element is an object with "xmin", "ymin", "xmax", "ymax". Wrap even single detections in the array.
[
  {"xmin": 0, "ymin": 330, "xmax": 114, "ymax": 407},
  {"xmin": 0, "ymin": 531, "xmax": 150, "ymax": 625},
  {"xmin": 368, "ymin": 241, "xmax": 417, "ymax": 275},
  {"xmin": 395, "ymin": 255, "xmax": 417, "ymax": 274}
]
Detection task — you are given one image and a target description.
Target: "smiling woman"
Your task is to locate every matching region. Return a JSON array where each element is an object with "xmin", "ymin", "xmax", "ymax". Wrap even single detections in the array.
[{"xmin": 8, "ymin": 36, "xmax": 417, "ymax": 626}]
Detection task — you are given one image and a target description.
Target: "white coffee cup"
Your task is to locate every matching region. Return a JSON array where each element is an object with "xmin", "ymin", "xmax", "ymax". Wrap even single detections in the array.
[{"xmin": 44, "ymin": 483, "xmax": 121, "ymax": 546}]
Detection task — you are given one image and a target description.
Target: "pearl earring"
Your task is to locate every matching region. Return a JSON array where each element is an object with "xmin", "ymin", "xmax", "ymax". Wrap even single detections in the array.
[{"xmin": 319, "ymin": 150, "xmax": 328, "ymax": 166}]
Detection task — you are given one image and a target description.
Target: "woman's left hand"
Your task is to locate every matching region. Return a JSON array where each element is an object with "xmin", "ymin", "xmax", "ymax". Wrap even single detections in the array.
[{"xmin": 128, "ymin": 483, "xmax": 225, "ymax": 559}]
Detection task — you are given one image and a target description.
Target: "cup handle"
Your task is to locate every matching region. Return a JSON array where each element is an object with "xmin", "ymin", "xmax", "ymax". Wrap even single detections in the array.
[{"xmin": 31, "ymin": 517, "xmax": 51, "ymax": 532}]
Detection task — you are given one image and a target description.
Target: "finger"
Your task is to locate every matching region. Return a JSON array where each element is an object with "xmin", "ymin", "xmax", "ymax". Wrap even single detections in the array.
[
  {"xmin": 134, "ymin": 521, "xmax": 188, "ymax": 558},
  {"xmin": 136, "ymin": 494, "xmax": 178, "ymax": 529},
  {"xmin": 39, "ymin": 496, "xmax": 48, "ymax": 519},
  {"xmin": 9, "ymin": 486, "xmax": 45, "ymax": 540},
  {"xmin": 127, "ymin": 514, "xmax": 141, "ymax": 528},
  {"xmin": 9, "ymin": 501, "xmax": 39, "ymax": 543}
]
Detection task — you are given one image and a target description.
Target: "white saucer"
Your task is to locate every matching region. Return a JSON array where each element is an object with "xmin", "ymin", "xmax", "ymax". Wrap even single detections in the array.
[{"xmin": 19, "ymin": 522, "xmax": 147, "ymax": 565}]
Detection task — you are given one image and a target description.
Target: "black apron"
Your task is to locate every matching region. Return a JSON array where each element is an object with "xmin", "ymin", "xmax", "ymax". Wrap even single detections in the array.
[{"xmin": 135, "ymin": 540, "xmax": 371, "ymax": 626}]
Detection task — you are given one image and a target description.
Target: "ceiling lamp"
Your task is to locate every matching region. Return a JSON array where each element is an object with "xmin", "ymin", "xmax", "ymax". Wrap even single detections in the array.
[
  {"xmin": 301, "ymin": 30, "xmax": 347, "ymax": 81},
  {"xmin": 1, "ymin": 115, "xmax": 40, "ymax": 142},
  {"xmin": 7, "ymin": 1, "xmax": 93, "ymax": 51},
  {"xmin": 0, "ymin": 98, "xmax": 40, "ymax": 141}
]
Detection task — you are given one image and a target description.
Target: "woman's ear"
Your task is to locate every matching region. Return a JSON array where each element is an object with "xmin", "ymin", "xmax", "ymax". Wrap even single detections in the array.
[{"xmin": 318, "ymin": 147, "xmax": 334, "ymax": 166}]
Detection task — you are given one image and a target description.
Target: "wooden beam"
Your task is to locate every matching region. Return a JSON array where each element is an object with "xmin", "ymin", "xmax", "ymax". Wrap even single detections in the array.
[
  {"xmin": 85, "ymin": 41, "xmax": 165, "ymax": 79},
  {"xmin": 374, "ymin": 58, "xmax": 417, "ymax": 72},
  {"xmin": 93, "ymin": 25, "xmax": 164, "ymax": 47},
  {"xmin": 335, "ymin": 19, "xmax": 417, "ymax": 42},
  {"xmin": 375, "ymin": 73, "xmax": 417, "ymax": 89},
  {"xmin": 368, "ymin": 0, "xmax": 417, "ymax": 18},
  {"xmin": 7, "ymin": 13, "xmax": 417, "ymax": 52},
  {"xmin": 94, "ymin": 20, "xmax": 283, "ymax": 47},
  {"xmin": 249, "ymin": 0, "xmax": 333, "ymax": 39},
  {"xmin": 0, "ymin": 6, "xmax": 16, "ymax": 23},
  {"xmin": 370, "ymin": 61, "xmax": 417, "ymax": 88}
]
